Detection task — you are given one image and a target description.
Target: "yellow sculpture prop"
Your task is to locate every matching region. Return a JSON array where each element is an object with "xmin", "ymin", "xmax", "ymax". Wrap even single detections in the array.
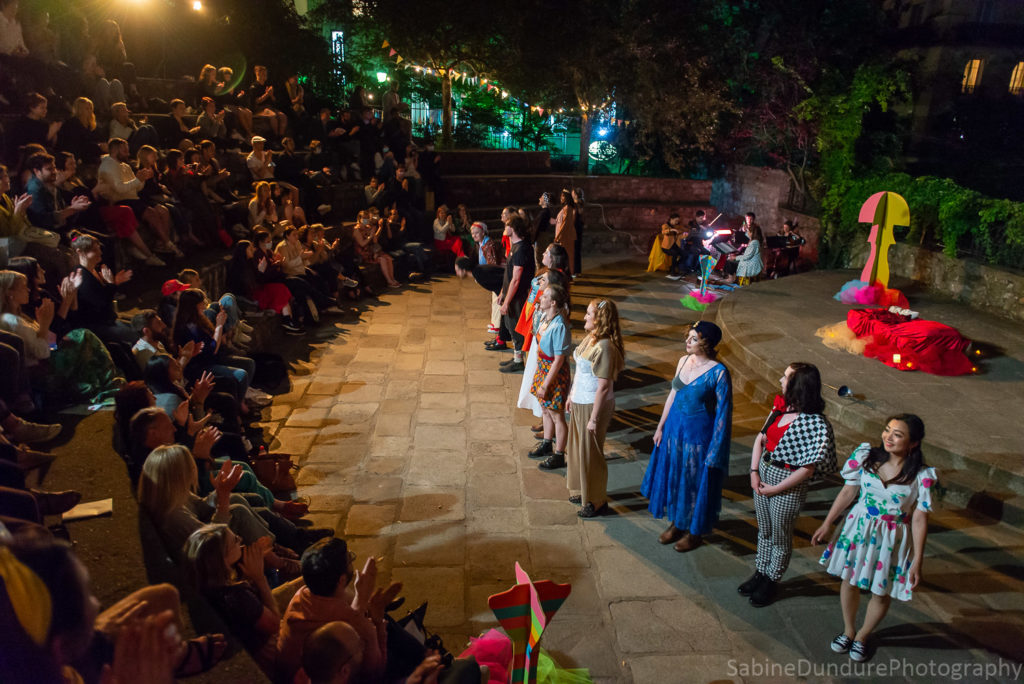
[{"xmin": 858, "ymin": 191, "xmax": 909, "ymax": 289}]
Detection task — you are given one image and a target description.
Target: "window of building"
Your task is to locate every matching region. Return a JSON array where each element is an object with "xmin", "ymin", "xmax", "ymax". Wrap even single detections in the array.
[
  {"xmin": 962, "ymin": 59, "xmax": 984, "ymax": 94},
  {"xmin": 1011, "ymin": 62, "xmax": 1024, "ymax": 96}
]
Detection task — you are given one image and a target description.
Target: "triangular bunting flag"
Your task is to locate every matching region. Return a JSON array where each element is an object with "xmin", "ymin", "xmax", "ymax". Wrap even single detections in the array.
[
  {"xmin": 396, "ymin": 56, "xmax": 404, "ymax": 64},
  {"xmin": 389, "ymin": 48, "xmax": 397, "ymax": 56},
  {"xmin": 382, "ymin": 40, "xmax": 390, "ymax": 48}
]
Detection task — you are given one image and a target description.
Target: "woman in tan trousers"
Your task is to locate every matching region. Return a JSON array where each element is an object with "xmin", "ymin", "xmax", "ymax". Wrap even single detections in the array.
[
  {"xmin": 566, "ymin": 298, "xmax": 625, "ymax": 518},
  {"xmin": 554, "ymin": 189, "xmax": 577, "ymax": 275}
]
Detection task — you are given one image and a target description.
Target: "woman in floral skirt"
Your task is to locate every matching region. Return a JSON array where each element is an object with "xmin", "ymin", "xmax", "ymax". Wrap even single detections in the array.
[{"xmin": 811, "ymin": 414, "xmax": 937, "ymax": 663}]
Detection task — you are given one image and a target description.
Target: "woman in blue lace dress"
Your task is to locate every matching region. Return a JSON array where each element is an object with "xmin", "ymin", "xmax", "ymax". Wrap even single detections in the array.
[{"xmin": 642, "ymin": 321, "xmax": 732, "ymax": 552}]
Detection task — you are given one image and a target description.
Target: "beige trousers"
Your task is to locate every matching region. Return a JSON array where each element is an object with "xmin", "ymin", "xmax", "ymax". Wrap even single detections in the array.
[
  {"xmin": 491, "ymin": 292, "xmax": 502, "ymax": 328},
  {"xmin": 566, "ymin": 400, "xmax": 614, "ymax": 508}
]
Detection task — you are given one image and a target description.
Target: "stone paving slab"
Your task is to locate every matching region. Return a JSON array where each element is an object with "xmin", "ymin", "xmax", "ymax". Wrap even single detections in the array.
[{"xmin": 277, "ymin": 256, "xmax": 1024, "ymax": 683}]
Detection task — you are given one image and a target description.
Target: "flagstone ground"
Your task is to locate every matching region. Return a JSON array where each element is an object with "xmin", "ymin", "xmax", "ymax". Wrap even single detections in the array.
[{"xmin": 252, "ymin": 255, "xmax": 1024, "ymax": 683}]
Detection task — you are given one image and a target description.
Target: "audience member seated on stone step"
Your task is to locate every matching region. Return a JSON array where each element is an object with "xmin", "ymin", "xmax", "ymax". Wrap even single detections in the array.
[
  {"xmin": 163, "ymin": 149, "xmax": 221, "ymax": 246},
  {"xmin": 131, "ymin": 308, "xmax": 195, "ymax": 373},
  {"xmin": 270, "ymin": 180, "xmax": 305, "ymax": 228},
  {"xmin": 53, "ymin": 152, "xmax": 129, "ymax": 256},
  {"xmin": 0, "ymin": 534, "xmax": 229, "ymax": 683},
  {"xmin": 67, "ymin": 232, "xmax": 142, "ymax": 377},
  {"xmin": 108, "ymin": 102, "xmax": 159, "ymax": 155},
  {"xmin": 274, "ymin": 225, "xmax": 338, "ymax": 326},
  {"xmin": 0, "ymin": 455, "xmax": 81, "ymax": 528},
  {"xmin": 364, "ymin": 175, "xmax": 386, "ymax": 210},
  {"xmin": 432, "ymin": 204, "xmax": 465, "ymax": 262},
  {"xmin": 135, "ymin": 145, "xmax": 191, "ymax": 250},
  {"xmin": 5, "ymin": 256, "xmax": 77, "ymax": 340},
  {"xmin": 0, "ymin": 332, "xmax": 34, "ymax": 412},
  {"xmin": 247, "ymin": 65, "xmax": 288, "ymax": 140},
  {"xmin": 3, "ymin": 93, "xmax": 59, "ymax": 166},
  {"xmin": 176, "ymin": 270, "xmax": 254, "ymax": 352},
  {"xmin": 300, "ymin": 223, "xmax": 361, "ymax": 296},
  {"xmin": 249, "ymin": 180, "xmax": 279, "ymax": 233},
  {"xmin": 79, "ymin": 53, "xmax": 125, "ymax": 117},
  {"xmin": 23, "ymin": 153, "xmax": 92, "ymax": 241},
  {"xmin": 226, "ymin": 239, "xmax": 305, "ymax": 335},
  {"xmin": 0, "ymin": 163, "xmax": 62, "ymax": 263},
  {"xmin": 56, "ymin": 97, "xmax": 106, "ymax": 165},
  {"xmin": 142, "ymin": 359, "xmax": 245, "ymax": 469},
  {"xmin": 247, "ymin": 136, "xmax": 275, "ymax": 181},
  {"xmin": 216, "ymin": 65, "xmax": 256, "ymax": 139},
  {"xmin": 95, "ymin": 137, "xmax": 177, "ymax": 263},
  {"xmin": 276, "ymin": 537, "xmax": 402, "ymax": 682},
  {"xmin": 167, "ymin": 98, "xmax": 198, "ymax": 149},
  {"xmin": 185, "ymin": 524, "xmax": 299, "ymax": 674},
  {"xmin": 171, "ymin": 288, "xmax": 255, "ymax": 413},
  {"xmin": 195, "ymin": 97, "xmax": 229, "ymax": 149},
  {"xmin": 354, "ymin": 212, "xmax": 400, "ymax": 288}
]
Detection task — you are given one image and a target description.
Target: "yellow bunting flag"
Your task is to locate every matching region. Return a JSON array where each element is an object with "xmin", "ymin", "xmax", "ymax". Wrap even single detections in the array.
[
  {"xmin": 396, "ymin": 56, "xmax": 404, "ymax": 64},
  {"xmin": 382, "ymin": 40, "xmax": 390, "ymax": 48}
]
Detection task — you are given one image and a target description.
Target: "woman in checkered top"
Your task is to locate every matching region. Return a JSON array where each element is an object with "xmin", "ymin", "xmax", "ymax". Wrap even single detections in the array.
[{"xmin": 739, "ymin": 362, "xmax": 836, "ymax": 607}]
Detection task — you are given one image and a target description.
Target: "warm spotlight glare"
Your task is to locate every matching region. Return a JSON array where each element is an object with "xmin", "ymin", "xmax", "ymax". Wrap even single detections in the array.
[{"xmin": 192, "ymin": 0, "xmax": 202, "ymax": 9}]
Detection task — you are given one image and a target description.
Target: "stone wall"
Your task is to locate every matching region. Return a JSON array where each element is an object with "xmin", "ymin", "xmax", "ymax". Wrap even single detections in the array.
[
  {"xmin": 440, "ymin": 150, "xmax": 552, "ymax": 174},
  {"xmin": 710, "ymin": 164, "xmax": 823, "ymax": 265},
  {"xmin": 848, "ymin": 242, "xmax": 1024, "ymax": 322}
]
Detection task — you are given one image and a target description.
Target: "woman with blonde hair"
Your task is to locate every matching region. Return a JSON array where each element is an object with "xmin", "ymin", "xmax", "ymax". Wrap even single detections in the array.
[
  {"xmin": 57, "ymin": 97, "xmax": 106, "ymax": 164},
  {"xmin": 248, "ymin": 180, "xmax": 278, "ymax": 231},
  {"xmin": 216, "ymin": 65, "xmax": 255, "ymax": 139},
  {"xmin": 566, "ymin": 298, "xmax": 625, "ymax": 518},
  {"xmin": 185, "ymin": 524, "xmax": 291, "ymax": 670}
]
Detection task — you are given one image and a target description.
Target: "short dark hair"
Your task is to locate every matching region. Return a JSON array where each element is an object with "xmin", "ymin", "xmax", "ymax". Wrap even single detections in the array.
[
  {"xmin": 784, "ymin": 362, "xmax": 825, "ymax": 414},
  {"xmin": 54, "ymin": 151, "xmax": 76, "ymax": 171},
  {"xmin": 545, "ymin": 242, "xmax": 569, "ymax": 272},
  {"xmin": 26, "ymin": 92, "xmax": 47, "ymax": 111},
  {"xmin": 746, "ymin": 212, "xmax": 756, "ymax": 219},
  {"xmin": 455, "ymin": 256, "xmax": 474, "ymax": 272},
  {"xmin": 301, "ymin": 537, "xmax": 350, "ymax": 596},
  {"xmin": 132, "ymin": 308, "xmax": 160, "ymax": 333},
  {"xmin": 696, "ymin": 210, "xmax": 706, "ymax": 218},
  {"xmin": 166, "ymin": 149, "xmax": 184, "ymax": 168},
  {"xmin": 25, "ymin": 152, "xmax": 55, "ymax": 173},
  {"xmin": 508, "ymin": 214, "xmax": 530, "ymax": 241}
]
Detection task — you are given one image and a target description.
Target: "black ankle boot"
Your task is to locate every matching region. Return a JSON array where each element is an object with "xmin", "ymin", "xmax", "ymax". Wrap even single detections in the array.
[
  {"xmin": 749, "ymin": 578, "xmax": 778, "ymax": 607},
  {"xmin": 538, "ymin": 452, "xmax": 566, "ymax": 470},
  {"xmin": 738, "ymin": 571, "xmax": 766, "ymax": 596},
  {"xmin": 528, "ymin": 440, "xmax": 553, "ymax": 458}
]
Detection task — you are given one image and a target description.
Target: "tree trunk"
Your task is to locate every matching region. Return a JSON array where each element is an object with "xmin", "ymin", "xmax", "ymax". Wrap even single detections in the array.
[
  {"xmin": 577, "ymin": 110, "xmax": 591, "ymax": 174},
  {"xmin": 441, "ymin": 74, "xmax": 453, "ymax": 148}
]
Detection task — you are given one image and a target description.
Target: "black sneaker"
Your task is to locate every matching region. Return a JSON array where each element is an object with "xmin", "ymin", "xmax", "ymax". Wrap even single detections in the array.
[
  {"xmin": 282, "ymin": 319, "xmax": 306, "ymax": 335},
  {"xmin": 538, "ymin": 453, "xmax": 567, "ymax": 470},
  {"xmin": 485, "ymin": 340, "xmax": 509, "ymax": 351},
  {"xmin": 830, "ymin": 634, "xmax": 853, "ymax": 654},
  {"xmin": 737, "ymin": 571, "xmax": 765, "ymax": 596},
  {"xmin": 499, "ymin": 361, "xmax": 525, "ymax": 373},
  {"xmin": 528, "ymin": 440, "xmax": 553, "ymax": 458}
]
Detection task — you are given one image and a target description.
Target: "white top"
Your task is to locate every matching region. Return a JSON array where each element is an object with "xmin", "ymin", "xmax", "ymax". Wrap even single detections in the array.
[
  {"xmin": 96, "ymin": 154, "xmax": 142, "ymax": 202},
  {"xmin": 132, "ymin": 337, "xmax": 167, "ymax": 372},
  {"xmin": 433, "ymin": 217, "xmax": 454, "ymax": 241},
  {"xmin": 570, "ymin": 351, "xmax": 599, "ymax": 404},
  {"xmin": 0, "ymin": 312, "xmax": 50, "ymax": 366}
]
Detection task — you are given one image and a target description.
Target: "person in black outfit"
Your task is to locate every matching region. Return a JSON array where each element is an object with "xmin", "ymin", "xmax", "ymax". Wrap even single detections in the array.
[
  {"xmin": 532, "ymin": 192, "xmax": 554, "ymax": 269},
  {"xmin": 488, "ymin": 215, "xmax": 534, "ymax": 372},
  {"xmin": 572, "ymin": 188, "xmax": 585, "ymax": 275}
]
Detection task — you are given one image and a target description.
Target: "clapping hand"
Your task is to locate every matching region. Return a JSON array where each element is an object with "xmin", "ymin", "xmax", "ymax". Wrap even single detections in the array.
[
  {"xmin": 13, "ymin": 193, "xmax": 32, "ymax": 215},
  {"xmin": 210, "ymin": 459, "xmax": 243, "ymax": 499},
  {"xmin": 70, "ymin": 195, "xmax": 92, "ymax": 211},
  {"xmin": 99, "ymin": 609, "xmax": 179, "ymax": 684},
  {"xmin": 215, "ymin": 310, "xmax": 228, "ymax": 328},
  {"xmin": 406, "ymin": 653, "xmax": 443, "ymax": 684},
  {"xmin": 368, "ymin": 581, "xmax": 403, "ymax": 625},
  {"xmin": 190, "ymin": 371, "xmax": 215, "ymax": 405},
  {"xmin": 59, "ymin": 275, "xmax": 78, "ymax": 302},
  {"xmin": 185, "ymin": 411, "xmax": 212, "ymax": 437},
  {"xmin": 194, "ymin": 425, "xmax": 222, "ymax": 461},
  {"xmin": 257, "ymin": 256, "xmax": 268, "ymax": 273},
  {"xmin": 353, "ymin": 556, "xmax": 378, "ymax": 610},
  {"xmin": 237, "ymin": 543, "xmax": 265, "ymax": 582},
  {"xmin": 36, "ymin": 298, "xmax": 55, "ymax": 330}
]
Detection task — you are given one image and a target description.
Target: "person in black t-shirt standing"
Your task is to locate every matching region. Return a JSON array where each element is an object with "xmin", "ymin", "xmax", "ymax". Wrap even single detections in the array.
[{"xmin": 487, "ymin": 215, "xmax": 534, "ymax": 371}]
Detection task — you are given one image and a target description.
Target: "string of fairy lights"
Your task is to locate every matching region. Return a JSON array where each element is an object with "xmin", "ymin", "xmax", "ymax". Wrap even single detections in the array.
[{"xmin": 380, "ymin": 40, "xmax": 632, "ymax": 128}]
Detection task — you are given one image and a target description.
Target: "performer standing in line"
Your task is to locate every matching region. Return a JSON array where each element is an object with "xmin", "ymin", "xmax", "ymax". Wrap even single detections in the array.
[
  {"xmin": 571, "ymin": 187, "xmax": 585, "ymax": 276},
  {"xmin": 565, "ymin": 298, "xmax": 624, "ymax": 518},
  {"xmin": 642, "ymin": 321, "xmax": 732, "ymax": 552},
  {"xmin": 553, "ymin": 190, "xmax": 577, "ymax": 275},
  {"xmin": 739, "ymin": 362, "xmax": 836, "ymax": 607},
  {"xmin": 812, "ymin": 414, "xmax": 936, "ymax": 663},
  {"xmin": 529, "ymin": 283, "xmax": 572, "ymax": 470}
]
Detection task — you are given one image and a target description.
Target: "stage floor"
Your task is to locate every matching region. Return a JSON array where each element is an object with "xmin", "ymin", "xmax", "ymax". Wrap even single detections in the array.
[{"xmin": 253, "ymin": 255, "xmax": 1023, "ymax": 682}]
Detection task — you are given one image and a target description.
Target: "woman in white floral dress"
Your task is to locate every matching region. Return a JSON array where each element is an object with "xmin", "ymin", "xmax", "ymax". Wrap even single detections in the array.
[{"xmin": 811, "ymin": 414, "xmax": 937, "ymax": 663}]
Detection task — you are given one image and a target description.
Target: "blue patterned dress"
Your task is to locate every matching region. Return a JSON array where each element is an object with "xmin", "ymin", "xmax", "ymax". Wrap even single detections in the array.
[{"xmin": 642, "ymin": 362, "xmax": 732, "ymax": 535}]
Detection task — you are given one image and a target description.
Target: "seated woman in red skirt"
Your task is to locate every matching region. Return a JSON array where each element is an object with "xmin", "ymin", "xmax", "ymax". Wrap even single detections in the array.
[
  {"xmin": 225, "ymin": 239, "xmax": 305, "ymax": 335},
  {"xmin": 432, "ymin": 205, "xmax": 465, "ymax": 259}
]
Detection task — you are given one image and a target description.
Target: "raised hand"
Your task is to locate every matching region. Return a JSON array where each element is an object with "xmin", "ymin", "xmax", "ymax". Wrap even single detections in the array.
[
  {"xmin": 99, "ymin": 609, "xmax": 179, "ymax": 684},
  {"xmin": 100, "ymin": 264, "xmax": 115, "ymax": 283},
  {"xmin": 194, "ymin": 425, "xmax": 222, "ymax": 461},
  {"xmin": 237, "ymin": 543, "xmax": 265, "ymax": 582},
  {"xmin": 368, "ymin": 581, "xmax": 403, "ymax": 624},
  {"xmin": 70, "ymin": 195, "xmax": 92, "ymax": 211},
  {"xmin": 353, "ymin": 556, "xmax": 378, "ymax": 609},
  {"xmin": 191, "ymin": 371, "xmax": 215, "ymax": 405},
  {"xmin": 13, "ymin": 193, "xmax": 33, "ymax": 215},
  {"xmin": 115, "ymin": 269, "xmax": 133, "ymax": 285},
  {"xmin": 185, "ymin": 411, "xmax": 212, "ymax": 437},
  {"xmin": 215, "ymin": 310, "xmax": 228, "ymax": 328},
  {"xmin": 210, "ymin": 459, "xmax": 243, "ymax": 499}
]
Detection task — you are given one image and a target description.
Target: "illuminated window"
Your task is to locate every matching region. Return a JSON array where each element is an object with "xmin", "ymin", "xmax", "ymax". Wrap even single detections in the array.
[
  {"xmin": 962, "ymin": 59, "xmax": 984, "ymax": 94},
  {"xmin": 1010, "ymin": 62, "xmax": 1024, "ymax": 96}
]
